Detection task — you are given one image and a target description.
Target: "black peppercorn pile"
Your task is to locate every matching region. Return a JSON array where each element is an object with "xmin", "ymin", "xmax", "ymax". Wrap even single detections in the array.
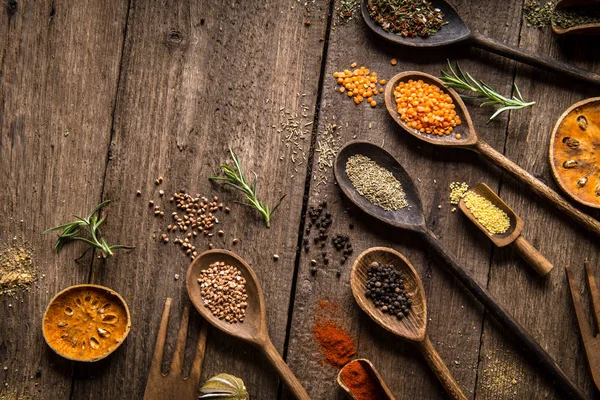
[
  {"xmin": 331, "ymin": 234, "xmax": 353, "ymax": 265},
  {"xmin": 365, "ymin": 262, "xmax": 412, "ymax": 319}
]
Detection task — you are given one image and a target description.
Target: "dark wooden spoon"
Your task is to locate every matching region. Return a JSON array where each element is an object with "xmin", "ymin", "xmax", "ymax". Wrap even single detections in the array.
[
  {"xmin": 334, "ymin": 140, "xmax": 586, "ymax": 400},
  {"xmin": 351, "ymin": 247, "xmax": 467, "ymax": 399},
  {"xmin": 186, "ymin": 249, "xmax": 310, "ymax": 400},
  {"xmin": 361, "ymin": 0, "xmax": 600, "ymax": 85},
  {"xmin": 383, "ymin": 71, "xmax": 600, "ymax": 238},
  {"xmin": 459, "ymin": 183, "xmax": 553, "ymax": 276}
]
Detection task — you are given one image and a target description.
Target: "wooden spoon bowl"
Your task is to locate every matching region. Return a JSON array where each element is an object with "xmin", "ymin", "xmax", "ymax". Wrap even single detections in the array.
[
  {"xmin": 552, "ymin": 0, "xmax": 600, "ymax": 34},
  {"xmin": 186, "ymin": 249, "xmax": 310, "ymax": 400},
  {"xmin": 337, "ymin": 358, "xmax": 396, "ymax": 400},
  {"xmin": 186, "ymin": 249, "xmax": 266, "ymax": 345},
  {"xmin": 351, "ymin": 247, "xmax": 427, "ymax": 342},
  {"xmin": 384, "ymin": 71, "xmax": 477, "ymax": 147}
]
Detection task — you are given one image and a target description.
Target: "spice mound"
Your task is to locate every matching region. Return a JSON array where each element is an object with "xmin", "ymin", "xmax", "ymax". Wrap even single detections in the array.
[
  {"xmin": 313, "ymin": 300, "xmax": 357, "ymax": 368},
  {"xmin": 553, "ymin": 5, "xmax": 600, "ymax": 30},
  {"xmin": 42, "ymin": 285, "xmax": 130, "ymax": 362},
  {"xmin": 345, "ymin": 154, "xmax": 409, "ymax": 211},
  {"xmin": 365, "ymin": 262, "xmax": 412, "ymax": 319},
  {"xmin": 550, "ymin": 102, "xmax": 600, "ymax": 208},
  {"xmin": 0, "ymin": 244, "xmax": 36, "ymax": 297},
  {"xmin": 367, "ymin": 0, "xmax": 446, "ymax": 38},
  {"xmin": 333, "ymin": 65, "xmax": 385, "ymax": 107},
  {"xmin": 340, "ymin": 360, "xmax": 388, "ymax": 400},
  {"xmin": 198, "ymin": 262, "xmax": 248, "ymax": 323},
  {"xmin": 394, "ymin": 79, "xmax": 462, "ymax": 137},
  {"xmin": 449, "ymin": 182, "xmax": 469, "ymax": 205},
  {"xmin": 463, "ymin": 191, "xmax": 510, "ymax": 235}
]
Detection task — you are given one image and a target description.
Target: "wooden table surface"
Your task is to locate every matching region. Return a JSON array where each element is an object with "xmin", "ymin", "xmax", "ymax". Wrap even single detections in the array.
[{"xmin": 2, "ymin": 0, "xmax": 600, "ymax": 399}]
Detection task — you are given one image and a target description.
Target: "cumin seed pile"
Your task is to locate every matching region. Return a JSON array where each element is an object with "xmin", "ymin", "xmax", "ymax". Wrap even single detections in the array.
[{"xmin": 345, "ymin": 154, "xmax": 408, "ymax": 211}]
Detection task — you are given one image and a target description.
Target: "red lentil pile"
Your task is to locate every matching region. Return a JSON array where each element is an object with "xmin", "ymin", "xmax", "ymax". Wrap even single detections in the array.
[
  {"xmin": 333, "ymin": 63, "xmax": 386, "ymax": 107},
  {"xmin": 394, "ymin": 79, "xmax": 462, "ymax": 138}
]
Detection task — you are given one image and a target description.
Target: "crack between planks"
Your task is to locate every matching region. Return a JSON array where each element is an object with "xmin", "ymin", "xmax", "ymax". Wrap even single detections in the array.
[
  {"xmin": 277, "ymin": 0, "xmax": 336, "ymax": 399},
  {"xmin": 68, "ymin": 1, "xmax": 132, "ymax": 399},
  {"xmin": 471, "ymin": 8, "xmax": 525, "ymax": 398}
]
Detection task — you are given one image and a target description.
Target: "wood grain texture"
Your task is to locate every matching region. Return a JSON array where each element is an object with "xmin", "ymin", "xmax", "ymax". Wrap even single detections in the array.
[
  {"xmin": 0, "ymin": 0, "xmax": 128, "ymax": 398},
  {"xmin": 68, "ymin": 0, "xmax": 329, "ymax": 399},
  {"xmin": 284, "ymin": 0, "xmax": 526, "ymax": 398},
  {"xmin": 475, "ymin": 5, "xmax": 600, "ymax": 399}
]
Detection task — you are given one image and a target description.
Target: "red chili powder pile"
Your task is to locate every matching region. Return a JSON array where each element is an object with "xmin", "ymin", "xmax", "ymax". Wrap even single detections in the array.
[
  {"xmin": 312, "ymin": 300, "xmax": 356, "ymax": 368},
  {"xmin": 340, "ymin": 361, "xmax": 387, "ymax": 400}
]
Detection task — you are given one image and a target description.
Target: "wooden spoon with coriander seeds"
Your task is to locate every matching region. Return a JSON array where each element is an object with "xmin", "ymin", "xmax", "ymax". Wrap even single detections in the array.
[
  {"xmin": 351, "ymin": 247, "xmax": 466, "ymax": 400},
  {"xmin": 458, "ymin": 183, "xmax": 553, "ymax": 276},
  {"xmin": 361, "ymin": 0, "xmax": 600, "ymax": 84},
  {"xmin": 384, "ymin": 71, "xmax": 600, "ymax": 238},
  {"xmin": 334, "ymin": 140, "xmax": 586, "ymax": 400},
  {"xmin": 186, "ymin": 249, "xmax": 310, "ymax": 400}
]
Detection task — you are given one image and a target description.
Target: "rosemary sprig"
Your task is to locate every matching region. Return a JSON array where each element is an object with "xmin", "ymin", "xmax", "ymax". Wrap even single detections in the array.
[
  {"xmin": 440, "ymin": 61, "xmax": 535, "ymax": 122},
  {"xmin": 210, "ymin": 148, "xmax": 286, "ymax": 228},
  {"xmin": 43, "ymin": 200, "xmax": 134, "ymax": 258}
]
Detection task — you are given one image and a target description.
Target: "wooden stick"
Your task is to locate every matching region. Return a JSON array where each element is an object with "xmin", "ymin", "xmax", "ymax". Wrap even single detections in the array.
[
  {"xmin": 417, "ymin": 335, "xmax": 467, "ymax": 400},
  {"xmin": 512, "ymin": 236, "xmax": 553, "ymax": 276}
]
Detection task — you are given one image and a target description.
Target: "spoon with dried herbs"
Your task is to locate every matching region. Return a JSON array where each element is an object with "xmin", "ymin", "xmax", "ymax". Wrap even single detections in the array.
[
  {"xmin": 334, "ymin": 140, "xmax": 586, "ymax": 400},
  {"xmin": 186, "ymin": 249, "xmax": 309, "ymax": 400},
  {"xmin": 384, "ymin": 71, "xmax": 600, "ymax": 238},
  {"xmin": 361, "ymin": 0, "xmax": 600, "ymax": 85},
  {"xmin": 552, "ymin": 2, "xmax": 600, "ymax": 34}
]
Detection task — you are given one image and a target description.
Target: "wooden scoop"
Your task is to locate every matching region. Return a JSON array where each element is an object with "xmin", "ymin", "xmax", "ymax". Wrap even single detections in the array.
[
  {"xmin": 186, "ymin": 249, "xmax": 310, "ymax": 400},
  {"xmin": 360, "ymin": 0, "xmax": 600, "ymax": 84},
  {"xmin": 334, "ymin": 140, "xmax": 586, "ymax": 400},
  {"xmin": 552, "ymin": 0, "xmax": 600, "ymax": 34},
  {"xmin": 350, "ymin": 247, "xmax": 466, "ymax": 400},
  {"xmin": 384, "ymin": 71, "xmax": 600, "ymax": 238},
  {"xmin": 337, "ymin": 359, "xmax": 396, "ymax": 400},
  {"xmin": 459, "ymin": 183, "xmax": 553, "ymax": 276}
]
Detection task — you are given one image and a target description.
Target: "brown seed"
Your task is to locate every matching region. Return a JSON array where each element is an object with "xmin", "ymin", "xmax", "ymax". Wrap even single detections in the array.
[
  {"xmin": 218, "ymin": 230, "xmax": 224, "ymax": 236},
  {"xmin": 136, "ymin": 190, "xmax": 142, "ymax": 196},
  {"xmin": 225, "ymin": 207, "xmax": 230, "ymax": 214},
  {"xmin": 208, "ymin": 243, "xmax": 214, "ymax": 249},
  {"xmin": 159, "ymin": 190, "xmax": 164, "ymax": 196},
  {"xmin": 149, "ymin": 200, "xmax": 155, "ymax": 207},
  {"xmin": 232, "ymin": 238, "xmax": 239, "ymax": 245}
]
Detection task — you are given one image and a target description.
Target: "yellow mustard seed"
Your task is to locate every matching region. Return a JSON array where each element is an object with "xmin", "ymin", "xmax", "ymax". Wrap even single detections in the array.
[
  {"xmin": 449, "ymin": 182, "xmax": 469, "ymax": 205},
  {"xmin": 463, "ymin": 191, "xmax": 510, "ymax": 235}
]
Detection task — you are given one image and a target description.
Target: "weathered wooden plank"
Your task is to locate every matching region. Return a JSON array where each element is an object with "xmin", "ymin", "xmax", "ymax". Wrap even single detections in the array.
[
  {"xmin": 0, "ymin": 0, "xmax": 129, "ymax": 398},
  {"xmin": 475, "ymin": 8, "xmax": 600, "ymax": 400},
  {"xmin": 69, "ymin": 0, "xmax": 330, "ymax": 399},
  {"xmin": 285, "ymin": 0, "xmax": 528, "ymax": 398}
]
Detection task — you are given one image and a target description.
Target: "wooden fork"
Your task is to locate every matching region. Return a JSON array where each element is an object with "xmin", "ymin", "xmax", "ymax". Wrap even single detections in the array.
[
  {"xmin": 143, "ymin": 298, "xmax": 208, "ymax": 400},
  {"xmin": 565, "ymin": 261, "xmax": 600, "ymax": 392}
]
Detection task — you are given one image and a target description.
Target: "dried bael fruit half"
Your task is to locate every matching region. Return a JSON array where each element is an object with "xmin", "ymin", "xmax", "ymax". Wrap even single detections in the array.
[
  {"xmin": 42, "ymin": 284, "xmax": 131, "ymax": 362},
  {"xmin": 550, "ymin": 97, "xmax": 600, "ymax": 208}
]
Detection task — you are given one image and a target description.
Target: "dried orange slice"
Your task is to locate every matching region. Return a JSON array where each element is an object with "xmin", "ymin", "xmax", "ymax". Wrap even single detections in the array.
[
  {"xmin": 550, "ymin": 97, "xmax": 600, "ymax": 208},
  {"xmin": 42, "ymin": 284, "xmax": 131, "ymax": 362}
]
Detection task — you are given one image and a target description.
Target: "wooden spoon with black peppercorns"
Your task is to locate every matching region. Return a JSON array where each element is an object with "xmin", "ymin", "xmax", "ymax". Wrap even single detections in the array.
[{"xmin": 350, "ymin": 247, "xmax": 467, "ymax": 400}]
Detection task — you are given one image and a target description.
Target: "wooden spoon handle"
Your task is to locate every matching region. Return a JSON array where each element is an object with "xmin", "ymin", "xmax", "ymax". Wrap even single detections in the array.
[
  {"xmin": 474, "ymin": 140, "xmax": 600, "ymax": 237},
  {"xmin": 260, "ymin": 340, "xmax": 310, "ymax": 400},
  {"xmin": 512, "ymin": 235, "xmax": 554, "ymax": 276},
  {"xmin": 471, "ymin": 32, "xmax": 600, "ymax": 85},
  {"xmin": 417, "ymin": 336, "xmax": 467, "ymax": 400},
  {"xmin": 420, "ymin": 229, "xmax": 586, "ymax": 400}
]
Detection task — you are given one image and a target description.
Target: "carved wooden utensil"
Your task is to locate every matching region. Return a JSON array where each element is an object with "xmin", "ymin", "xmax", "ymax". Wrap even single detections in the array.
[
  {"xmin": 334, "ymin": 140, "xmax": 586, "ymax": 400},
  {"xmin": 351, "ymin": 247, "xmax": 467, "ymax": 400},
  {"xmin": 360, "ymin": 0, "xmax": 600, "ymax": 84},
  {"xmin": 143, "ymin": 299, "xmax": 208, "ymax": 400},
  {"xmin": 565, "ymin": 261, "xmax": 600, "ymax": 392},
  {"xmin": 553, "ymin": 0, "xmax": 600, "ymax": 34},
  {"xmin": 337, "ymin": 358, "xmax": 396, "ymax": 400},
  {"xmin": 384, "ymin": 71, "xmax": 600, "ymax": 238},
  {"xmin": 459, "ymin": 183, "xmax": 553, "ymax": 276},
  {"xmin": 186, "ymin": 249, "xmax": 310, "ymax": 400}
]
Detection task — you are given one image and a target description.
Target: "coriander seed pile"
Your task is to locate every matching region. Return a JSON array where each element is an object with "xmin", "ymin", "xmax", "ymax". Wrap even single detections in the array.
[
  {"xmin": 346, "ymin": 154, "xmax": 408, "ymax": 211},
  {"xmin": 463, "ymin": 191, "xmax": 511, "ymax": 235},
  {"xmin": 394, "ymin": 79, "xmax": 462, "ymax": 138},
  {"xmin": 197, "ymin": 262, "xmax": 248, "ymax": 323},
  {"xmin": 365, "ymin": 262, "xmax": 412, "ymax": 320}
]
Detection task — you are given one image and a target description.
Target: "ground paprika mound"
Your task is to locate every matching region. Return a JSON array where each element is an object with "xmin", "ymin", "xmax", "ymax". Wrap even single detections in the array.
[{"xmin": 312, "ymin": 300, "xmax": 356, "ymax": 368}]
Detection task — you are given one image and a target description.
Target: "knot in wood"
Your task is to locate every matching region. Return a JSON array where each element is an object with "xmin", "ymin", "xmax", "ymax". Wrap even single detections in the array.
[
  {"xmin": 165, "ymin": 29, "xmax": 184, "ymax": 48},
  {"xmin": 7, "ymin": 0, "xmax": 18, "ymax": 16}
]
